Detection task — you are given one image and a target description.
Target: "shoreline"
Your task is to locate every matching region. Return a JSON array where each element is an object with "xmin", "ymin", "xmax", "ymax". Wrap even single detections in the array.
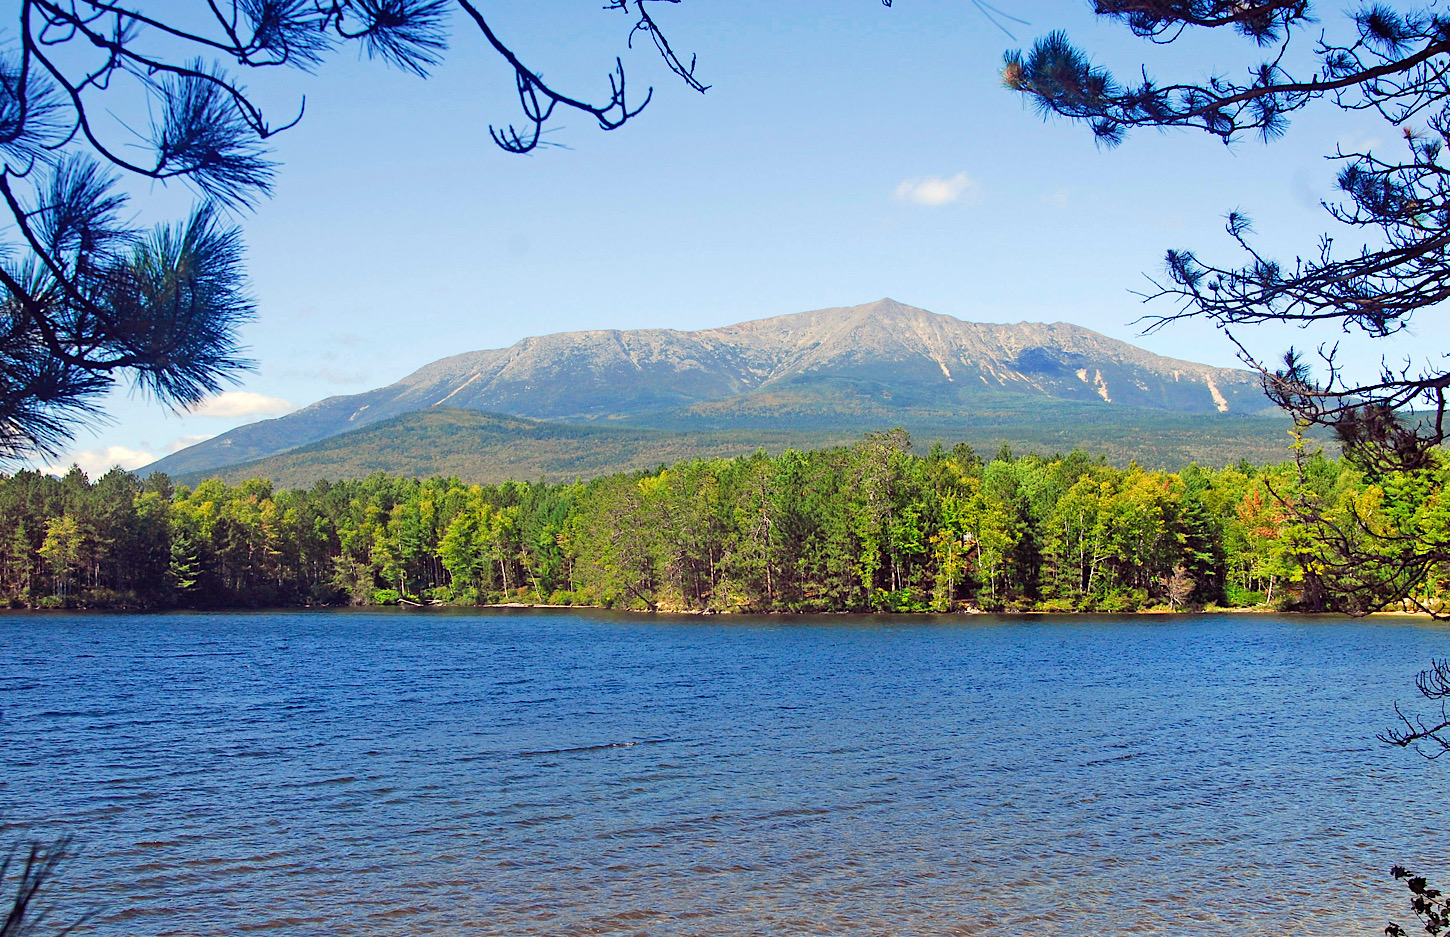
[{"xmin": 2, "ymin": 601, "xmax": 1441, "ymax": 619}]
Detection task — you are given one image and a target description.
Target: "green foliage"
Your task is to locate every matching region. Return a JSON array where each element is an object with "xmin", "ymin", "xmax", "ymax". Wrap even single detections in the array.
[
  {"xmin": 6, "ymin": 431, "xmax": 1450, "ymax": 613},
  {"xmin": 176, "ymin": 402, "xmax": 1320, "ymax": 490}
]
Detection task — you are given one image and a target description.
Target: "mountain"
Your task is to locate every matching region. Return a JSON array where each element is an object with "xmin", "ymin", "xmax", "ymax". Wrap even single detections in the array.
[
  {"xmin": 177, "ymin": 409, "xmax": 837, "ymax": 488},
  {"xmin": 151, "ymin": 298, "xmax": 1279, "ymax": 480},
  {"xmin": 184, "ymin": 406, "xmax": 1302, "ymax": 489}
]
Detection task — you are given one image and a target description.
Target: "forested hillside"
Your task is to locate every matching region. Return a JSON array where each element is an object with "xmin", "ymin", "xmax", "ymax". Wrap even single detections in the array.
[
  {"xmin": 5, "ymin": 432, "xmax": 1442, "ymax": 614},
  {"xmin": 184, "ymin": 405, "xmax": 1309, "ymax": 488}
]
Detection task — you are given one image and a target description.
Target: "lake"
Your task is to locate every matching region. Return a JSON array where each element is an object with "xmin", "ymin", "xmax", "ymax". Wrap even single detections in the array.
[{"xmin": 2, "ymin": 610, "xmax": 1448, "ymax": 935}]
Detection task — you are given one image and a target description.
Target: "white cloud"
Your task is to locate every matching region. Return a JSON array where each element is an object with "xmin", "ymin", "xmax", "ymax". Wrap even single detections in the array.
[
  {"xmin": 188, "ymin": 391, "xmax": 294, "ymax": 418},
  {"xmin": 894, "ymin": 172, "xmax": 980, "ymax": 207},
  {"xmin": 1040, "ymin": 187, "xmax": 1070, "ymax": 208},
  {"xmin": 166, "ymin": 433, "xmax": 215, "ymax": 453},
  {"xmin": 40, "ymin": 446, "xmax": 156, "ymax": 478},
  {"xmin": 1336, "ymin": 132, "xmax": 1381, "ymax": 154}
]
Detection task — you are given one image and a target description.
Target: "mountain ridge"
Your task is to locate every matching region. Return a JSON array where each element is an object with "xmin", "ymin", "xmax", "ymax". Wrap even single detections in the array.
[
  {"xmin": 150, "ymin": 298, "xmax": 1273, "ymax": 478},
  {"xmin": 180, "ymin": 405, "xmax": 1304, "ymax": 489}
]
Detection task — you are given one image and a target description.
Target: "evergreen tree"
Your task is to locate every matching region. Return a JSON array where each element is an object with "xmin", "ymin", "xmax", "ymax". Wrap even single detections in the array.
[
  {"xmin": 1005, "ymin": 2, "xmax": 1450, "ymax": 612},
  {"xmin": 0, "ymin": 1, "xmax": 716, "ymax": 457}
]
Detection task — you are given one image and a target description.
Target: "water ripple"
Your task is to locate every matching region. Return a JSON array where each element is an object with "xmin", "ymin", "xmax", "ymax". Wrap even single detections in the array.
[{"xmin": 2, "ymin": 610, "xmax": 1448, "ymax": 935}]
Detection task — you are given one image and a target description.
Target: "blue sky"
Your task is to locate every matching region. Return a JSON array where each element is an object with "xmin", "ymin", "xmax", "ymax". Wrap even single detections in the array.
[{"xmin": 32, "ymin": 0, "xmax": 1440, "ymax": 475}]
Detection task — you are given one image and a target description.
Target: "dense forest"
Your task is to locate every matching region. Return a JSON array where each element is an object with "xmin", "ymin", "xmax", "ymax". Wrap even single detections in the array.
[{"xmin": 1, "ymin": 430, "xmax": 1443, "ymax": 613}]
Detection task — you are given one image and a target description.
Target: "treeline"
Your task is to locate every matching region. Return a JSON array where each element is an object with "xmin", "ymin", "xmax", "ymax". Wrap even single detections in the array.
[{"xmin": 1, "ymin": 430, "xmax": 1442, "ymax": 613}]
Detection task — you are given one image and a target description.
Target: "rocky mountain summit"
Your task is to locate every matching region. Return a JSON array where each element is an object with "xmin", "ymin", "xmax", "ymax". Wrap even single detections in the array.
[{"xmin": 150, "ymin": 299, "xmax": 1269, "ymax": 478}]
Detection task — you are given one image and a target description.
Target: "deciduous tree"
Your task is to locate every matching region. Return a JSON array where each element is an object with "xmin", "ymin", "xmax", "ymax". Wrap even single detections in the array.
[{"xmin": 1005, "ymin": 0, "xmax": 1450, "ymax": 612}]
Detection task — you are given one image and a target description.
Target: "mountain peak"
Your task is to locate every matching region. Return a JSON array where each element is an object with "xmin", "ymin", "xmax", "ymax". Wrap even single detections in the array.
[{"xmin": 148, "ymin": 300, "xmax": 1268, "ymax": 478}]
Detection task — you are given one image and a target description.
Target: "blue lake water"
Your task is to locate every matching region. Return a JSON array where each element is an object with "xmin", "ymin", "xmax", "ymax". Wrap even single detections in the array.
[{"xmin": 3, "ymin": 610, "xmax": 1449, "ymax": 935}]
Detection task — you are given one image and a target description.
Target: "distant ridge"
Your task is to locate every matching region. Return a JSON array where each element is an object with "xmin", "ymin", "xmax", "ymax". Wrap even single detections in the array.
[
  {"xmin": 150, "ymin": 298, "xmax": 1275, "ymax": 479},
  {"xmin": 183, "ymin": 406, "xmax": 1304, "ymax": 489}
]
